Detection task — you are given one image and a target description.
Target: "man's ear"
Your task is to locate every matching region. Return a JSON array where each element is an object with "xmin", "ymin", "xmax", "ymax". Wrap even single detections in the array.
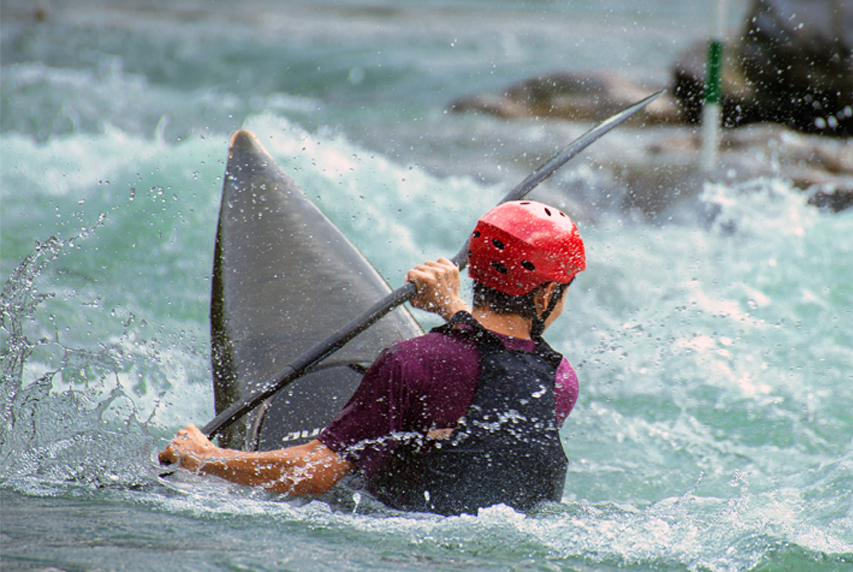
[
  {"xmin": 540, "ymin": 281, "xmax": 571, "ymax": 314},
  {"xmin": 534, "ymin": 283, "xmax": 556, "ymax": 317}
]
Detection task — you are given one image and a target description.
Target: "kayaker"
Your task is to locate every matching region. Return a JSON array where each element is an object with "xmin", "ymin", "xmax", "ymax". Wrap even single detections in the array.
[{"xmin": 159, "ymin": 199, "xmax": 585, "ymax": 515}]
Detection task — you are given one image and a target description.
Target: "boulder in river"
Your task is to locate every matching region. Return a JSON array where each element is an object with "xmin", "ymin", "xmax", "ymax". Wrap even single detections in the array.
[
  {"xmin": 449, "ymin": 71, "xmax": 683, "ymax": 126},
  {"xmin": 674, "ymin": 0, "xmax": 853, "ymax": 137}
]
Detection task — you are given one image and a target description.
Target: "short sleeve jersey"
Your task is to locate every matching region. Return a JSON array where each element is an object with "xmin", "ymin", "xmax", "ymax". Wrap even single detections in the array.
[{"xmin": 319, "ymin": 329, "xmax": 578, "ymax": 477}]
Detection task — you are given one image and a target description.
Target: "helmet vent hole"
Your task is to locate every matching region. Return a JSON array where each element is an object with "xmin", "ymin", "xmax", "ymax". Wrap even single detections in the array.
[
  {"xmin": 521, "ymin": 260, "xmax": 535, "ymax": 271},
  {"xmin": 491, "ymin": 238, "xmax": 504, "ymax": 250},
  {"xmin": 491, "ymin": 261, "xmax": 509, "ymax": 275},
  {"xmin": 472, "ymin": 230, "xmax": 481, "ymax": 238}
]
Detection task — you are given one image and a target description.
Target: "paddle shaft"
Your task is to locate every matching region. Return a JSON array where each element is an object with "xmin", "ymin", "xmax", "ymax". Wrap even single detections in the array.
[{"xmin": 201, "ymin": 90, "xmax": 664, "ymax": 439}]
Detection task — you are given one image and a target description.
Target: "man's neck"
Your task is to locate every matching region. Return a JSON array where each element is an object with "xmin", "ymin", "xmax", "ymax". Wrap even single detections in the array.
[{"xmin": 469, "ymin": 307, "xmax": 533, "ymax": 340}]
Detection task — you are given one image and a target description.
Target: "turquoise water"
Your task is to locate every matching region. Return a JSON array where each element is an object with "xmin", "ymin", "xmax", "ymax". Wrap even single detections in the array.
[{"xmin": 2, "ymin": 1, "xmax": 852, "ymax": 571}]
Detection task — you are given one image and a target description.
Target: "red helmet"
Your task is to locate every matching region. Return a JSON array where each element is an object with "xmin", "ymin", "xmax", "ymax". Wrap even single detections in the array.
[{"xmin": 467, "ymin": 200, "xmax": 586, "ymax": 296}]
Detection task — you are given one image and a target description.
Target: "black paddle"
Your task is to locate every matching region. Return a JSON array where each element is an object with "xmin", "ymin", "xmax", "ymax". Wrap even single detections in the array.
[{"xmin": 200, "ymin": 90, "xmax": 664, "ymax": 439}]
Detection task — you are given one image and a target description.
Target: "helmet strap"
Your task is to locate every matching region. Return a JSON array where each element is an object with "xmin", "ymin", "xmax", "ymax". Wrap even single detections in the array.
[{"xmin": 530, "ymin": 316, "xmax": 547, "ymax": 340}]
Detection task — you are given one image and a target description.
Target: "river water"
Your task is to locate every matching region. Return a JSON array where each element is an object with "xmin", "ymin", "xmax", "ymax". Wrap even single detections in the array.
[{"xmin": 1, "ymin": 1, "xmax": 851, "ymax": 571}]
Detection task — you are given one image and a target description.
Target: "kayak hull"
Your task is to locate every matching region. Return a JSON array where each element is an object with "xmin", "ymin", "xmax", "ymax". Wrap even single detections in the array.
[{"xmin": 211, "ymin": 130, "xmax": 422, "ymax": 450}]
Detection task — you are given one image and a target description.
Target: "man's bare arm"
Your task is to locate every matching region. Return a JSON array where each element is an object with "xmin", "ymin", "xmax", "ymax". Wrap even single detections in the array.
[
  {"xmin": 158, "ymin": 257, "xmax": 466, "ymax": 494},
  {"xmin": 158, "ymin": 425, "xmax": 353, "ymax": 495}
]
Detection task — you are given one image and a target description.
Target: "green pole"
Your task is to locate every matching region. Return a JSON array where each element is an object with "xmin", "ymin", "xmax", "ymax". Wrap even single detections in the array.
[
  {"xmin": 701, "ymin": 1, "xmax": 726, "ymax": 172},
  {"xmin": 705, "ymin": 40, "xmax": 724, "ymax": 105}
]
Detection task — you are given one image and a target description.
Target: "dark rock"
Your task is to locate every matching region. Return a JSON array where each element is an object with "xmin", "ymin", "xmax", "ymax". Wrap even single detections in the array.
[
  {"xmin": 448, "ymin": 93, "xmax": 531, "ymax": 119},
  {"xmin": 808, "ymin": 188, "xmax": 853, "ymax": 211},
  {"xmin": 673, "ymin": 0, "xmax": 853, "ymax": 137},
  {"xmin": 741, "ymin": 0, "xmax": 853, "ymax": 136},
  {"xmin": 449, "ymin": 71, "xmax": 683, "ymax": 126}
]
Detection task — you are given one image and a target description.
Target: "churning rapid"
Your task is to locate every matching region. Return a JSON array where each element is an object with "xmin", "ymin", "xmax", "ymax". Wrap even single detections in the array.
[{"xmin": 1, "ymin": 1, "xmax": 851, "ymax": 571}]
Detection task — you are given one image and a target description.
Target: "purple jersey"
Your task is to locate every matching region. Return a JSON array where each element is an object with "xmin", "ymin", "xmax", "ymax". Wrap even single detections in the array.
[{"xmin": 319, "ymin": 329, "xmax": 579, "ymax": 477}]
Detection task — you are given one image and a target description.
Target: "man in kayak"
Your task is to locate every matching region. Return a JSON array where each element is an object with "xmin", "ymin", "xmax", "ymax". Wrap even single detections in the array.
[{"xmin": 160, "ymin": 199, "xmax": 585, "ymax": 515}]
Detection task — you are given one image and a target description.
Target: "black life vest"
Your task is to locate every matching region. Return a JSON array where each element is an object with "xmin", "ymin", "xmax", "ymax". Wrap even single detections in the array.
[{"xmin": 369, "ymin": 311, "xmax": 569, "ymax": 515}]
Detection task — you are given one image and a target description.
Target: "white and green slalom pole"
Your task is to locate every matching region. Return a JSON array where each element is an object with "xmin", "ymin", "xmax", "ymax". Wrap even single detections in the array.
[{"xmin": 701, "ymin": 0, "xmax": 726, "ymax": 172}]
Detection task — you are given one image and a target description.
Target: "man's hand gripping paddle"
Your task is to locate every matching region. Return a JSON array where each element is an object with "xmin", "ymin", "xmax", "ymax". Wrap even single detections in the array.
[{"xmin": 198, "ymin": 90, "xmax": 664, "ymax": 441}]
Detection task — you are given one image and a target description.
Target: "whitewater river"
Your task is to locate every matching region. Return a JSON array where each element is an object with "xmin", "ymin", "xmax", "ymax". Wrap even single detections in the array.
[{"xmin": 2, "ymin": 1, "xmax": 851, "ymax": 571}]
